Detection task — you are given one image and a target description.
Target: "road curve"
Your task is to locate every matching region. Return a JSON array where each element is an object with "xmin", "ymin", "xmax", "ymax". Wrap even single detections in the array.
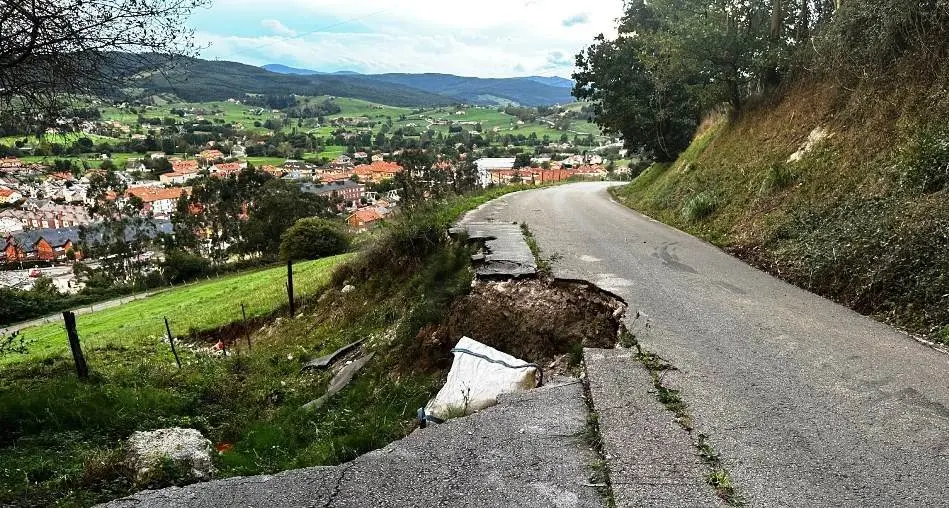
[{"xmin": 464, "ymin": 182, "xmax": 949, "ymax": 507}]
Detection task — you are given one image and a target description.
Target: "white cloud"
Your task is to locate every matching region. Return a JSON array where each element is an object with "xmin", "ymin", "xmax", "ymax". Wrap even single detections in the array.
[
  {"xmin": 260, "ymin": 19, "xmax": 295, "ymax": 36},
  {"xmin": 191, "ymin": 0, "xmax": 623, "ymax": 77},
  {"xmin": 562, "ymin": 13, "xmax": 591, "ymax": 27}
]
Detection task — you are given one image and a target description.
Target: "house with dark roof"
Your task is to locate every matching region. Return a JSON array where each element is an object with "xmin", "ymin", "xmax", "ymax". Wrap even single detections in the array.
[{"xmin": 3, "ymin": 220, "xmax": 172, "ymax": 263}]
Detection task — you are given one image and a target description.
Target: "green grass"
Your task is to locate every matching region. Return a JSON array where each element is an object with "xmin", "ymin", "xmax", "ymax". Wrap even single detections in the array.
[
  {"xmin": 8, "ymin": 255, "xmax": 351, "ymax": 365},
  {"xmin": 246, "ymin": 156, "xmax": 287, "ymax": 166},
  {"xmin": 1, "ymin": 133, "xmax": 123, "ymax": 149}
]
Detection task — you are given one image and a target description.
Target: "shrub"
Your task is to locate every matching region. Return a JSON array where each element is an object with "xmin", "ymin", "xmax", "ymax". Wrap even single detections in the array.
[
  {"xmin": 161, "ymin": 250, "xmax": 212, "ymax": 284},
  {"xmin": 899, "ymin": 130, "xmax": 949, "ymax": 194},
  {"xmin": 682, "ymin": 191, "xmax": 720, "ymax": 222},
  {"xmin": 279, "ymin": 218, "xmax": 351, "ymax": 262}
]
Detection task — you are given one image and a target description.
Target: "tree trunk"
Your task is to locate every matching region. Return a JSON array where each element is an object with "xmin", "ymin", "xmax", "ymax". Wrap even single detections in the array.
[
  {"xmin": 799, "ymin": 0, "xmax": 811, "ymax": 41},
  {"xmin": 771, "ymin": 0, "xmax": 783, "ymax": 40}
]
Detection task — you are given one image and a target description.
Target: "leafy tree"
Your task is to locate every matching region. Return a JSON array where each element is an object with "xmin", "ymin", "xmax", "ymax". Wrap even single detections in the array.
[
  {"xmin": 279, "ymin": 218, "xmax": 351, "ymax": 261},
  {"xmin": 240, "ymin": 179, "xmax": 335, "ymax": 260},
  {"xmin": 513, "ymin": 153, "xmax": 532, "ymax": 169},
  {"xmin": 0, "ymin": 0, "xmax": 209, "ymax": 130},
  {"xmin": 160, "ymin": 250, "xmax": 211, "ymax": 284},
  {"xmin": 80, "ymin": 170, "xmax": 156, "ymax": 285},
  {"xmin": 394, "ymin": 150, "xmax": 436, "ymax": 205}
]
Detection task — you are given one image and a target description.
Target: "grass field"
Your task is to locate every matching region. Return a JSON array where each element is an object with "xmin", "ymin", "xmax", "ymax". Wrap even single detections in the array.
[
  {"xmin": 8, "ymin": 255, "xmax": 351, "ymax": 365},
  {"xmin": 0, "ymin": 132, "xmax": 124, "ymax": 149}
]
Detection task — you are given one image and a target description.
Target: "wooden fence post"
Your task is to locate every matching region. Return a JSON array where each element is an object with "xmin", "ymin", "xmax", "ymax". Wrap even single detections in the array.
[
  {"xmin": 287, "ymin": 259, "xmax": 295, "ymax": 316},
  {"xmin": 164, "ymin": 317, "xmax": 182, "ymax": 369},
  {"xmin": 63, "ymin": 311, "xmax": 89, "ymax": 379},
  {"xmin": 241, "ymin": 303, "xmax": 252, "ymax": 352}
]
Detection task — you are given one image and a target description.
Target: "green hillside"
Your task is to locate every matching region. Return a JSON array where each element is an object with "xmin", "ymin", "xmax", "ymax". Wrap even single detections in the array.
[{"xmin": 613, "ymin": 71, "xmax": 949, "ymax": 343}]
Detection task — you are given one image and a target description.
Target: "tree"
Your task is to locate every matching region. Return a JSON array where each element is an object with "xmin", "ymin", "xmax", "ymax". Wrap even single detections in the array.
[
  {"xmin": 240, "ymin": 179, "xmax": 335, "ymax": 260},
  {"xmin": 394, "ymin": 150, "xmax": 436, "ymax": 205},
  {"xmin": 513, "ymin": 153, "xmax": 532, "ymax": 169},
  {"xmin": 0, "ymin": 0, "xmax": 209, "ymax": 130},
  {"xmin": 80, "ymin": 169, "xmax": 157, "ymax": 286},
  {"xmin": 279, "ymin": 218, "xmax": 351, "ymax": 262}
]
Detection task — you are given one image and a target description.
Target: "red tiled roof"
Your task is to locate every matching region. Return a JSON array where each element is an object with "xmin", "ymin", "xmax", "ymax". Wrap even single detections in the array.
[
  {"xmin": 127, "ymin": 186, "xmax": 189, "ymax": 203},
  {"xmin": 353, "ymin": 161, "xmax": 404, "ymax": 176},
  {"xmin": 348, "ymin": 208, "xmax": 383, "ymax": 224},
  {"xmin": 172, "ymin": 160, "xmax": 200, "ymax": 173}
]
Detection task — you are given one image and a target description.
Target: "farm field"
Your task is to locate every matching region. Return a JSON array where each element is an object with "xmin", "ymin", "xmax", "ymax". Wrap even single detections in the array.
[
  {"xmin": 7, "ymin": 254, "xmax": 351, "ymax": 365},
  {"xmin": 0, "ymin": 132, "xmax": 124, "ymax": 149}
]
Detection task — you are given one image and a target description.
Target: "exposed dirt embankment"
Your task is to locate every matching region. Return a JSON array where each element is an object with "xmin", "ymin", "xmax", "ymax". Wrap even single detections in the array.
[{"xmin": 415, "ymin": 278, "xmax": 626, "ymax": 371}]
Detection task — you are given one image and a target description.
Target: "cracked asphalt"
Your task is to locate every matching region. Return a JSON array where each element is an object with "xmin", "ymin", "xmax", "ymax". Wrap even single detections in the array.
[
  {"xmin": 465, "ymin": 181, "xmax": 949, "ymax": 507},
  {"xmin": 98, "ymin": 379, "xmax": 604, "ymax": 508}
]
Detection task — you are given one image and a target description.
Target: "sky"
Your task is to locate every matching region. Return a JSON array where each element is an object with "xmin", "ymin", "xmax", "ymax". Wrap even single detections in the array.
[{"xmin": 187, "ymin": 0, "xmax": 623, "ymax": 78}]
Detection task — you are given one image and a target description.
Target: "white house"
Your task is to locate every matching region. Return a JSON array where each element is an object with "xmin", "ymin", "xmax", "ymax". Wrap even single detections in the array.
[{"xmin": 474, "ymin": 157, "xmax": 515, "ymax": 187}]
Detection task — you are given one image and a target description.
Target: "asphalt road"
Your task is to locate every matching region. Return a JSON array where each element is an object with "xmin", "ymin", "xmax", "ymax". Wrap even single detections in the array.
[{"xmin": 465, "ymin": 182, "xmax": 949, "ymax": 507}]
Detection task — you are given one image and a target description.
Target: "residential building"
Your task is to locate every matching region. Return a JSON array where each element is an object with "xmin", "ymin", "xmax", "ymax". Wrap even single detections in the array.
[
  {"xmin": 474, "ymin": 158, "xmax": 515, "ymax": 187},
  {"xmin": 198, "ymin": 149, "xmax": 225, "ymax": 162},
  {"xmin": 160, "ymin": 160, "xmax": 202, "ymax": 184},
  {"xmin": 126, "ymin": 186, "xmax": 190, "ymax": 217},
  {"xmin": 4, "ymin": 227, "xmax": 82, "ymax": 261},
  {"xmin": 352, "ymin": 161, "xmax": 404, "ymax": 183},
  {"xmin": 300, "ymin": 180, "xmax": 364, "ymax": 206},
  {"xmin": 0, "ymin": 204, "xmax": 92, "ymax": 230},
  {"xmin": 209, "ymin": 162, "xmax": 246, "ymax": 178},
  {"xmin": 0, "ymin": 188, "xmax": 23, "ymax": 204},
  {"xmin": 347, "ymin": 208, "xmax": 383, "ymax": 232}
]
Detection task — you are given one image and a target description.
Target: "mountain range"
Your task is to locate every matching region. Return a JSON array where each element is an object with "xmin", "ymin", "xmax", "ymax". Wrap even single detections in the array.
[
  {"xmin": 115, "ymin": 56, "xmax": 576, "ymax": 107},
  {"xmin": 261, "ymin": 64, "xmax": 576, "ymax": 105}
]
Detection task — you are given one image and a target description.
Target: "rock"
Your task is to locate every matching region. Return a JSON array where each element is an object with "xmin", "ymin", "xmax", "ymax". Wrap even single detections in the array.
[
  {"xmin": 126, "ymin": 428, "xmax": 215, "ymax": 485},
  {"xmin": 341, "ymin": 284, "xmax": 355, "ymax": 294}
]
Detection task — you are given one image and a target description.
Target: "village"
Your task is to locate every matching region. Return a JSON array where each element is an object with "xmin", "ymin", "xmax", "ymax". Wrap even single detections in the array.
[{"xmin": 0, "ymin": 142, "xmax": 615, "ymax": 293}]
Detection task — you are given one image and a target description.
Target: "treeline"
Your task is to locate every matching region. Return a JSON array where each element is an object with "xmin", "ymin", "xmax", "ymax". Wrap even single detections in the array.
[{"xmin": 574, "ymin": 0, "xmax": 949, "ymax": 161}]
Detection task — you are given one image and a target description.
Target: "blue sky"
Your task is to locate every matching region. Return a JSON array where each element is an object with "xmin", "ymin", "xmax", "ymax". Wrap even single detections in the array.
[{"xmin": 187, "ymin": 0, "xmax": 623, "ymax": 78}]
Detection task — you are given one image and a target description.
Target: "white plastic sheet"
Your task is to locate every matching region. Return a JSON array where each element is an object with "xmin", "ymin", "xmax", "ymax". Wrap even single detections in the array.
[{"xmin": 422, "ymin": 336, "xmax": 539, "ymax": 423}]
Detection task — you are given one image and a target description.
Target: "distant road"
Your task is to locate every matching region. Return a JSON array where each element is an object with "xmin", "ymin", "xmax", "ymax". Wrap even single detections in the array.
[
  {"xmin": 1, "ymin": 289, "xmax": 164, "ymax": 335},
  {"xmin": 465, "ymin": 181, "xmax": 949, "ymax": 506}
]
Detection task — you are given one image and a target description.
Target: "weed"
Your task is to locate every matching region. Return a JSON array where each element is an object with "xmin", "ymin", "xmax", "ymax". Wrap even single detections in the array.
[
  {"xmin": 758, "ymin": 163, "xmax": 796, "ymax": 195},
  {"xmin": 581, "ymin": 392, "xmax": 616, "ymax": 507},
  {"xmin": 681, "ymin": 191, "xmax": 720, "ymax": 222},
  {"xmin": 520, "ymin": 222, "xmax": 560, "ymax": 276}
]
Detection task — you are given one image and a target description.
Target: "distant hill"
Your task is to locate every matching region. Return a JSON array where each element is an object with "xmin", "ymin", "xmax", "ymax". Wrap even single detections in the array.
[
  {"xmin": 113, "ymin": 55, "xmax": 575, "ymax": 107},
  {"xmin": 261, "ymin": 64, "xmax": 361, "ymax": 76},
  {"xmin": 115, "ymin": 55, "xmax": 452, "ymax": 107},
  {"xmin": 264, "ymin": 64, "xmax": 575, "ymax": 106},
  {"xmin": 525, "ymin": 76, "xmax": 575, "ymax": 89}
]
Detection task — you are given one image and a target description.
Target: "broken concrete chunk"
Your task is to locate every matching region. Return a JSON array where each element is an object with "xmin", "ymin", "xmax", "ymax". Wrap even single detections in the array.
[
  {"xmin": 126, "ymin": 428, "xmax": 215, "ymax": 485},
  {"xmin": 301, "ymin": 339, "xmax": 364, "ymax": 371},
  {"xmin": 422, "ymin": 337, "xmax": 539, "ymax": 424},
  {"xmin": 301, "ymin": 353, "xmax": 375, "ymax": 411}
]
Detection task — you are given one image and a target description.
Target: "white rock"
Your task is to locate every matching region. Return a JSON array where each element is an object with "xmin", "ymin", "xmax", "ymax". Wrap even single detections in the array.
[
  {"xmin": 126, "ymin": 427, "xmax": 215, "ymax": 483},
  {"xmin": 341, "ymin": 284, "xmax": 355, "ymax": 294}
]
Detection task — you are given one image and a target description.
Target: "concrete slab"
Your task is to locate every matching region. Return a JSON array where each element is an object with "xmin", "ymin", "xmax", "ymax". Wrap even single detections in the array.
[
  {"xmin": 462, "ymin": 221, "xmax": 537, "ymax": 278},
  {"xmin": 584, "ymin": 348, "xmax": 722, "ymax": 507},
  {"xmin": 99, "ymin": 379, "xmax": 605, "ymax": 508}
]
